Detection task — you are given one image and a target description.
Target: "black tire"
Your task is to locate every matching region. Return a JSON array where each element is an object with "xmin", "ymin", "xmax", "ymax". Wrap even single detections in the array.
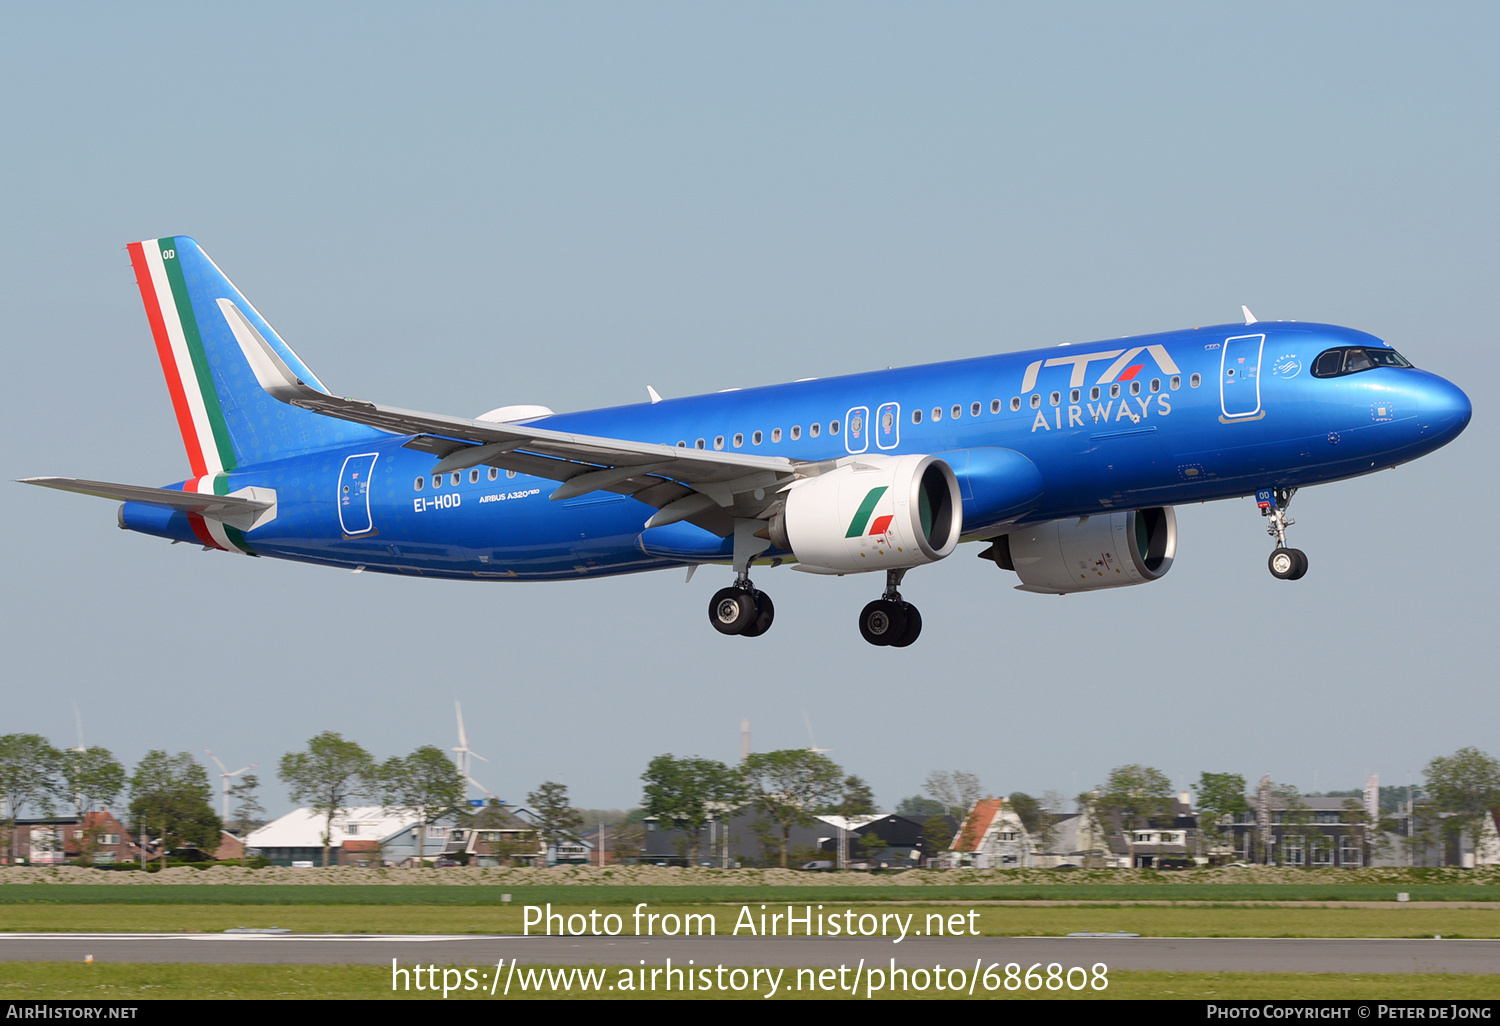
[
  {"xmin": 1288, "ymin": 548, "xmax": 1309, "ymax": 580},
  {"xmin": 889, "ymin": 604, "xmax": 923, "ymax": 648},
  {"xmin": 1268, "ymin": 547, "xmax": 1299, "ymax": 580},
  {"xmin": 709, "ymin": 587, "xmax": 757, "ymax": 635},
  {"xmin": 859, "ymin": 599, "xmax": 908, "ymax": 646},
  {"xmin": 741, "ymin": 591, "xmax": 775, "ymax": 637}
]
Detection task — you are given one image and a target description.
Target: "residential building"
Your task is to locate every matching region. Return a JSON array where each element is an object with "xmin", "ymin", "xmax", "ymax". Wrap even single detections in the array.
[
  {"xmin": 953, "ymin": 799, "xmax": 1033, "ymax": 868},
  {"xmin": 1225, "ymin": 795, "xmax": 1375, "ymax": 867},
  {"xmin": 443, "ymin": 806, "xmax": 544, "ymax": 866},
  {"xmin": 245, "ymin": 807, "xmax": 453, "ymax": 867},
  {"xmin": 641, "ymin": 808, "xmax": 956, "ymax": 869},
  {"xmin": 6, "ymin": 811, "xmax": 142, "ymax": 866},
  {"xmin": 1374, "ymin": 804, "xmax": 1500, "ymax": 868}
]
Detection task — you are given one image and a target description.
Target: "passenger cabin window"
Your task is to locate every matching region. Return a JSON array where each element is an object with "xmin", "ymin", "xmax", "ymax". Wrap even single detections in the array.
[
  {"xmin": 931, "ymin": 407, "xmax": 942, "ymax": 422},
  {"xmin": 992, "ymin": 399, "xmax": 1002, "ymax": 414},
  {"xmin": 972, "ymin": 401, "xmax": 982, "ymax": 417},
  {"xmin": 771, "ymin": 428, "xmax": 782, "ymax": 442},
  {"xmin": 1190, "ymin": 373, "xmax": 1201, "ymax": 387},
  {"xmin": 1030, "ymin": 394, "xmax": 1041, "ymax": 409},
  {"xmin": 1109, "ymin": 383, "xmax": 1120, "ymax": 399},
  {"xmin": 714, "ymin": 435, "xmax": 725, "ymax": 450},
  {"xmin": 507, "ymin": 470, "xmax": 517, "ymax": 479},
  {"xmin": 1050, "ymin": 391, "xmax": 1061, "ymax": 406},
  {"xmin": 414, "ymin": 477, "xmax": 424, "ymax": 491},
  {"xmin": 733, "ymin": 433, "xmax": 744, "ymax": 447},
  {"xmin": 1010, "ymin": 397, "xmax": 1021, "ymax": 411},
  {"xmin": 451, "ymin": 472, "xmax": 461, "ymax": 486},
  {"xmin": 1130, "ymin": 381, "xmax": 1141, "ymax": 395},
  {"xmin": 951, "ymin": 404, "xmax": 962, "ymax": 419},
  {"xmin": 1312, "ymin": 346, "xmax": 1412, "ymax": 377},
  {"xmin": 469, "ymin": 468, "xmax": 480, "ymax": 483},
  {"xmin": 432, "ymin": 475, "xmax": 442, "ymax": 489},
  {"xmin": 1150, "ymin": 378, "xmax": 1161, "ymax": 393},
  {"xmin": 829, "ymin": 420, "xmax": 840, "ymax": 434},
  {"xmin": 488, "ymin": 467, "xmax": 498, "ymax": 481},
  {"xmin": 809, "ymin": 422, "xmax": 820, "ymax": 437},
  {"xmin": 790, "ymin": 425, "xmax": 801, "ymax": 440},
  {"xmin": 753, "ymin": 430, "xmax": 763, "ymax": 444},
  {"xmin": 1070, "ymin": 388, "xmax": 1080, "ymax": 403},
  {"xmin": 695, "ymin": 438, "xmax": 705, "ymax": 449},
  {"xmin": 1170, "ymin": 375, "xmax": 1181, "ymax": 390},
  {"xmin": 912, "ymin": 409, "xmax": 923, "ymax": 424},
  {"xmin": 1090, "ymin": 386, "xmax": 1101, "ymax": 401}
]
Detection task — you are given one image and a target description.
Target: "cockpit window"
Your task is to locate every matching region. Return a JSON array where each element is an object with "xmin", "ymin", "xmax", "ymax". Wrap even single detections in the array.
[{"xmin": 1311, "ymin": 346, "xmax": 1413, "ymax": 378}]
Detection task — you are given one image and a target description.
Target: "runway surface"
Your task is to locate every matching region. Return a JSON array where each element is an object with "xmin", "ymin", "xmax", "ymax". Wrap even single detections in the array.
[{"xmin": 3, "ymin": 934, "xmax": 1496, "ymax": 974}]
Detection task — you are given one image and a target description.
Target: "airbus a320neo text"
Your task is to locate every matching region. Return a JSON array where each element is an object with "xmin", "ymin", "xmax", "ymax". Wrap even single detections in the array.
[{"xmin": 25, "ymin": 238, "xmax": 1471, "ymax": 646}]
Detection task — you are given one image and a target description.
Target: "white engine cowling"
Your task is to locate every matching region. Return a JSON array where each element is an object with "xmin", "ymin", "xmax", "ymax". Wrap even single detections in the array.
[
  {"xmin": 778, "ymin": 454, "xmax": 963, "ymax": 573},
  {"xmin": 993, "ymin": 507, "xmax": 1176, "ymax": 594}
]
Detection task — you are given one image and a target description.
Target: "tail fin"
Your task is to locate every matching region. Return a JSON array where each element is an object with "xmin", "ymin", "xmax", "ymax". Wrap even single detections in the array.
[{"xmin": 126, "ymin": 236, "xmax": 382, "ymax": 475}]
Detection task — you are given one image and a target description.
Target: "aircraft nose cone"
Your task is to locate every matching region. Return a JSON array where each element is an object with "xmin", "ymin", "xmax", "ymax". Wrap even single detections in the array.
[{"xmin": 1420, "ymin": 375, "xmax": 1471, "ymax": 443}]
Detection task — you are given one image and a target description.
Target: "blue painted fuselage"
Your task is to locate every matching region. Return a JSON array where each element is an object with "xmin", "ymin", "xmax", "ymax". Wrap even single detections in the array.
[{"xmin": 120, "ymin": 321, "xmax": 1471, "ymax": 580}]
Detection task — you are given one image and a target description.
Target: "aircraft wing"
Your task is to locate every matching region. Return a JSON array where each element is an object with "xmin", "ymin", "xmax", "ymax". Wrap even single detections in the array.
[{"xmin": 221, "ymin": 298, "xmax": 799, "ymax": 534}]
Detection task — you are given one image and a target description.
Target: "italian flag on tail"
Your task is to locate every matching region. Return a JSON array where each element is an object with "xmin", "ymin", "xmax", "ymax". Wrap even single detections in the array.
[{"xmin": 127, "ymin": 238, "xmax": 252, "ymax": 555}]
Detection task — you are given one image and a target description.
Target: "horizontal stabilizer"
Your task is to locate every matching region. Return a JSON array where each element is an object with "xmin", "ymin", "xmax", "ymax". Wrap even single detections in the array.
[{"xmin": 20, "ymin": 477, "xmax": 276, "ymax": 532}]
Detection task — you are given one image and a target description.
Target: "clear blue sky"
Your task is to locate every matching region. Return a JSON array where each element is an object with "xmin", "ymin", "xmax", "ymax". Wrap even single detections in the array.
[{"xmin": 2, "ymin": 3, "xmax": 1494, "ymax": 815}]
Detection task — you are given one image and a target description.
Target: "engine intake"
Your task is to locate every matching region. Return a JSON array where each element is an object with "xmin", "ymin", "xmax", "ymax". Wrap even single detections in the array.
[
  {"xmin": 987, "ymin": 507, "xmax": 1176, "ymax": 594},
  {"xmin": 776, "ymin": 454, "xmax": 962, "ymax": 573}
]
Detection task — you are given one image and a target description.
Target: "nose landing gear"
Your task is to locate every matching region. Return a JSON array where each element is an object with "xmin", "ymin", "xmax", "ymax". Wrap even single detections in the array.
[
  {"xmin": 859, "ymin": 569, "xmax": 923, "ymax": 647},
  {"xmin": 1260, "ymin": 487, "xmax": 1308, "ymax": 581}
]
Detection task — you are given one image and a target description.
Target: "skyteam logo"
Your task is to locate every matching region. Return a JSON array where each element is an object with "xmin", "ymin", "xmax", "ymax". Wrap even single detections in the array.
[{"xmin": 845, "ymin": 486, "xmax": 893, "ymax": 539}]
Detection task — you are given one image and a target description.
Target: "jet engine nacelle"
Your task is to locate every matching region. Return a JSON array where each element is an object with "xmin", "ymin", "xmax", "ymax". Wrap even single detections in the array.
[
  {"xmin": 775, "ymin": 454, "xmax": 963, "ymax": 573},
  {"xmin": 988, "ymin": 507, "xmax": 1176, "ymax": 594}
]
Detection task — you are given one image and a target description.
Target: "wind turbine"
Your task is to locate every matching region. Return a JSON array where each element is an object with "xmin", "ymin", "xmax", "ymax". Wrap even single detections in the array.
[
  {"xmin": 803, "ymin": 711, "xmax": 832, "ymax": 755},
  {"xmin": 203, "ymin": 750, "xmax": 257, "ymax": 825},
  {"xmin": 452, "ymin": 701, "xmax": 495, "ymax": 800},
  {"xmin": 69, "ymin": 700, "xmax": 86, "ymax": 753}
]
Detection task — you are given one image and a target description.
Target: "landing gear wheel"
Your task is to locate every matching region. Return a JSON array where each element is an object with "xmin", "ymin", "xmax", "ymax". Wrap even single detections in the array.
[
  {"xmin": 859, "ymin": 599, "xmax": 908, "ymax": 646},
  {"xmin": 1268, "ymin": 547, "xmax": 1308, "ymax": 581},
  {"xmin": 741, "ymin": 591, "xmax": 775, "ymax": 637},
  {"xmin": 709, "ymin": 587, "xmax": 758, "ymax": 635},
  {"xmin": 889, "ymin": 604, "xmax": 922, "ymax": 648}
]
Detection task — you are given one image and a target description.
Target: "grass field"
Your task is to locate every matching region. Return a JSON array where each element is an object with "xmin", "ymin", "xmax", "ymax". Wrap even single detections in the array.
[
  {"xmin": 2, "ymin": 963, "xmax": 1497, "ymax": 1000},
  {"xmin": 6, "ymin": 903, "xmax": 1497, "ymax": 937},
  {"xmin": 1, "ymin": 884, "xmax": 1493, "ymax": 904}
]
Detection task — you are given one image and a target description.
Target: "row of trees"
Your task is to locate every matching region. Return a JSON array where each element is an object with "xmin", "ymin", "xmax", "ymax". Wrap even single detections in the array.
[
  {"xmin": 278, "ymin": 733, "xmax": 467, "ymax": 867},
  {"xmin": 641, "ymin": 750, "xmax": 876, "ymax": 867},
  {"xmin": 276, "ymin": 731, "xmax": 587, "ymax": 867},
  {"xmin": 0, "ymin": 734, "xmax": 248, "ymax": 864}
]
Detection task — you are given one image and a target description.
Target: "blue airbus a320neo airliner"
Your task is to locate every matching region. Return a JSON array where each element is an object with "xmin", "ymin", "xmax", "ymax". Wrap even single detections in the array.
[{"xmin": 24, "ymin": 238, "xmax": 1471, "ymax": 647}]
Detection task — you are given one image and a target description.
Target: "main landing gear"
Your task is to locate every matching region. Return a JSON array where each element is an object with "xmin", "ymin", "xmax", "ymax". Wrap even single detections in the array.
[
  {"xmin": 1260, "ymin": 486, "xmax": 1308, "ymax": 581},
  {"xmin": 708, "ymin": 517, "xmax": 777, "ymax": 637},
  {"xmin": 708, "ymin": 580, "xmax": 775, "ymax": 637},
  {"xmin": 859, "ymin": 569, "xmax": 923, "ymax": 648}
]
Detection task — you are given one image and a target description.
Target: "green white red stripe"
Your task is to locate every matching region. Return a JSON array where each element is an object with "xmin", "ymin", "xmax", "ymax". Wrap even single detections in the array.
[
  {"xmin": 182, "ymin": 475, "xmax": 255, "ymax": 555},
  {"xmin": 128, "ymin": 239, "xmax": 251, "ymax": 555},
  {"xmin": 127, "ymin": 238, "xmax": 236, "ymax": 478}
]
